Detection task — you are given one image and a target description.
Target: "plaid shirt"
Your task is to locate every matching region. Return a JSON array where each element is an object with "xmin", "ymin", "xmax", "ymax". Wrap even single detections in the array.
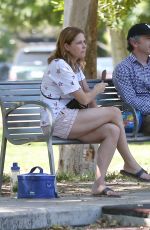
[{"xmin": 113, "ymin": 54, "xmax": 150, "ymax": 115}]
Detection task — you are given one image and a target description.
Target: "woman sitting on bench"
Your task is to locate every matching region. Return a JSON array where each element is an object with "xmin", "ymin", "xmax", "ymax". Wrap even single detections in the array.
[{"xmin": 40, "ymin": 26, "xmax": 150, "ymax": 197}]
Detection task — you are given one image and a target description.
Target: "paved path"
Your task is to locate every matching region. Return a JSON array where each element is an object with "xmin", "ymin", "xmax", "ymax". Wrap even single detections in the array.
[{"xmin": 0, "ymin": 181, "xmax": 150, "ymax": 230}]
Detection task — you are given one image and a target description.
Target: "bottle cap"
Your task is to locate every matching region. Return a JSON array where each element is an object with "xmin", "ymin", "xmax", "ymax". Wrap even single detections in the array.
[{"xmin": 11, "ymin": 162, "xmax": 20, "ymax": 171}]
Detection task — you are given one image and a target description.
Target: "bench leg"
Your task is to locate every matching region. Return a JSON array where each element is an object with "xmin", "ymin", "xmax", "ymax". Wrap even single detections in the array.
[
  {"xmin": 0, "ymin": 135, "xmax": 7, "ymax": 195},
  {"xmin": 47, "ymin": 138, "xmax": 58, "ymax": 197}
]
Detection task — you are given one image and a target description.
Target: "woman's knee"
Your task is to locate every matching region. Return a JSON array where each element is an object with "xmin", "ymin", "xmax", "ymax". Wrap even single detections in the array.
[
  {"xmin": 109, "ymin": 107, "xmax": 123, "ymax": 123},
  {"xmin": 112, "ymin": 107, "xmax": 122, "ymax": 117},
  {"xmin": 103, "ymin": 123, "xmax": 120, "ymax": 141}
]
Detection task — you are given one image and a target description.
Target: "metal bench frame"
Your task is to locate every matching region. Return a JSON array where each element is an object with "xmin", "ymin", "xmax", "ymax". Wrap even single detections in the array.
[{"xmin": 0, "ymin": 80, "xmax": 149, "ymax": 194}]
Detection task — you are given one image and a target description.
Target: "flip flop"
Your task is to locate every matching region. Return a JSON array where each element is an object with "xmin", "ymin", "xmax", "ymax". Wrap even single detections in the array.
[
  {"xmin": 120, "ymin": 168, "xmax": 150, "ymax": 182},
  {"xmin": 92, "ymin": 187, "xmax": 121, "ymax": 198}
]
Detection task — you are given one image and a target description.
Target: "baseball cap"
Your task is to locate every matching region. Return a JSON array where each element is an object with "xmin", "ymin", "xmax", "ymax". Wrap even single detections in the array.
[{"xmin": 127, "ymin": 23, "xmax": 150, "ymax": 40}]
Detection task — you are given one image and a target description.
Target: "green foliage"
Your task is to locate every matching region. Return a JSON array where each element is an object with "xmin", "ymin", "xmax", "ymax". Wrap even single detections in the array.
[
  {"xmin": 98, "ymin": 0, "xmax": 143, "ymax": 29},
  {"xmin": 56, "ymin": 171, "xmax": 125, "ymax": 182},
  {"xmin": 2, "ymin": 173, "xmax": 11, "ymax": 183},
  {"xmin": 51, "ymin": 0, "xmax": 64, "ymax": 12},
  {"xmin": 105, "ymin": 171, "xmax": 123, "ymax": 181},
  {"xmin": 0, "ymin": 0, "xmax": 62, "ymax": 31},
  {"xmin": 12, "ymin": 182, "xmax": 18, "ymax": 192},
  {"xmin": 56, "ymin": 172, "xmax": 76, "ymax": 182},
  {"xmin": 0, "ymin": 29, "xmax": 16, "ymax": 61},
  {"xmin": 129, "ymin": 0, "xmax": 150, "ymax": 24},
  {"xmin": 56, "ymin": 172, "xmax": 95, "ymax": 182},
  {"xmin": 0, "ymin": 0, "xmax": 149, "ymax": 34},
  {"xmin": 50, "ymin": 0, "xmax": 64, "ymax": 24}
]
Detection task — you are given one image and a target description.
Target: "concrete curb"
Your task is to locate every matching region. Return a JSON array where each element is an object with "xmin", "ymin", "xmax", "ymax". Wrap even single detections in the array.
[
  {"xmin": 0, "ymin": 207, "xmax": 101, "ymax": 230},
  {"xmin": 0, "ymin": 190, "xmax": 150, "ymax": 230},
  {"xmin": 0, "ymin": 205, "xmax": 102, "ymax": 230},
  {"xmin": 0, "ymin": 197, "xmax": 103, "ymax": 230}
]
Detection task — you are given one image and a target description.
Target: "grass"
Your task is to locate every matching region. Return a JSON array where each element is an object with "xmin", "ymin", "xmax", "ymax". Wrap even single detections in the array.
[
  {"xmin": 0, "ymin": 113, "xmax": 59, "ymax": 175},
  {"xmin": 0, "ymin": 114, "xmax": 150, "ymax": 177},
  {"xmin": 3, "ymin": 142, "xmax": 60, "ymax": 175},
  {"xmin": 108, "ymin": 142, "xmax": 150, "ymax": 173}
]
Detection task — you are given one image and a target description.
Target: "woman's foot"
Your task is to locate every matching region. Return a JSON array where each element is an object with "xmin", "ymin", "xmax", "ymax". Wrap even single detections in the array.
[
  {"xmin": 92, "ymin": 184, "xmax": 120, "ymax": 197},
  {"xmin": 121, "ymin": 166, "xmax": 150, "ymax": 182}
]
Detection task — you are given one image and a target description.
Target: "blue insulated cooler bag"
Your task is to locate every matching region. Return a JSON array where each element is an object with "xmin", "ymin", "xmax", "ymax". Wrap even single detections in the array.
[{"xmin": 17, "ymin": 166, "xmax": 57, "ymax": 198}]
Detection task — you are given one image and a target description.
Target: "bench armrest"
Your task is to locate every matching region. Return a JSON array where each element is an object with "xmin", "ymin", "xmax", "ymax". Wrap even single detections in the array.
[{"xmin": 3, "ymin": 100, "xmax": 55, "ymax": 142}]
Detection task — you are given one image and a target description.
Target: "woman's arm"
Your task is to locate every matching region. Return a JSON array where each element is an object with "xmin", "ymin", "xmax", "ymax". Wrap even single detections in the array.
[
  {"xmin": 79, "ymin": 79, "xmax": 97, "ymax": 107},
  {"xmin": 71, "ymin": 80, "xmax": 108, "ymax": 106}
]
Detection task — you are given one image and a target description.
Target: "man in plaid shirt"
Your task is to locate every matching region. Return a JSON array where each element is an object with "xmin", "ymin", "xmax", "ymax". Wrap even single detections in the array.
[{"xmin": 113, "ymin": 23, "xmax": 150, "ymax": 133}]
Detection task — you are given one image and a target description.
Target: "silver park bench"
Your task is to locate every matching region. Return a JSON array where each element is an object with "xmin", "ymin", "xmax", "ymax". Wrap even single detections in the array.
[{"xmin": 0, "ymin": 79, "xmax": 149, "ymax": 195}]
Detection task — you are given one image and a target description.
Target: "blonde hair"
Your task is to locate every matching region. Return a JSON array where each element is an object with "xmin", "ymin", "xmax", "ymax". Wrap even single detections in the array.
[{"xmin": 48, "ymin": 27, "xmax": 86, "ymax": 71}]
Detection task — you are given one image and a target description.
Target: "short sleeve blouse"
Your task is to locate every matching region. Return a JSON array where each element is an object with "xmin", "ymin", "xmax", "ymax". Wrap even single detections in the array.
[{"xmin": 40, "ymin": 59, "xmax": 85, "ymax": 126}]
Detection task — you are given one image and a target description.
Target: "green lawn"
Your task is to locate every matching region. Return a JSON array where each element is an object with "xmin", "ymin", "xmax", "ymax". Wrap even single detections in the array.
[
  {"xmin": 1, "ymin": 136, "xmax": 150, "ymax": 176},
  {"xmin": 0, "ymin": 113, "xmax": 150, "ymax": 175},
  {"xmin": 3, "ymin": 142, "xmax": 60, "ymax": 175},
  {"xmin": 108, "ymin": 142, "xmax": 150, "ymax": 173},
  {"xmin": 0, "ymin": 115, "xmax": 59, "ymax": 175}
]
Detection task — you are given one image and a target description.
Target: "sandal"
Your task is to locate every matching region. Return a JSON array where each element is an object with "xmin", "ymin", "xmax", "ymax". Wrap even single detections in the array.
[
  {"xmin": 92, "ymin": 187, "xmax": 121, "ymax": 197},
  {"xmin": 120, "ymin": 168, "xmax": 150, "ymax": 182}
]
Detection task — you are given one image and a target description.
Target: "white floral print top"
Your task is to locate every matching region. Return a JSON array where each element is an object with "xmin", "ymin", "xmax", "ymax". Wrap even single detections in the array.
[{"xmin": 40, "ymin": 59, "xmax": 85, "ymax": 126}]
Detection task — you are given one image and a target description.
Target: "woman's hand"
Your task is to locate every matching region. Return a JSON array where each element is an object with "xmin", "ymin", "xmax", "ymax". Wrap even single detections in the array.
[
  {"xmin": 71, "ymin": 82, "xmax": 108, "ymax": 105},
  {"xmin": 94, "ymin": 82, "xmax": 108, "ymax": 94}
]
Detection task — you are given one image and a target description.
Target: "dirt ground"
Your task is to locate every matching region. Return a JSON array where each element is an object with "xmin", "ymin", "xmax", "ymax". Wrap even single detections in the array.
[
  {"xmin": 57, "ymin": 179, "xmax": 150, "ymax": 198},
  {"xmin": 1, "ymin": 180, "xmax": 150, "ymax": 230},
  {"xmin": 2, "ymin": 178, "xmax": 150, "ymax": 197}
]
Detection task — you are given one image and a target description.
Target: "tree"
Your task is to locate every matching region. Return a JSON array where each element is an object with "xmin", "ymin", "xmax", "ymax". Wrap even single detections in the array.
[
  {"xmin": 63, "ymin": 0, "xmax": 98, "ymax": 78},
  {"xmin": 97, "ymin": 0, "xmax": 143, "ymax": 65}
]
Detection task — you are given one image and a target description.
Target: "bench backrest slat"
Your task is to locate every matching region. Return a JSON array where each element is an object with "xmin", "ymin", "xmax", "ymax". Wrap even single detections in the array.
[
  {"xmin": 8, "ymin": 108, "xmax": 40, "ymax": 115},
  {"xmin": 7, "ymin": 127, "xmax": 42, "ymax": 134},
  {"xmin": 1, "ymin": 103, "xmax": 39, "ymax": 109},
  {"xmin": 0, "ymin": 89, "xmax": 40, "ymax": 96},
  {"xmin": 7, "ymin": 121, "xmax": 40, "ymax": 127},
  {"xmin": 7, "ymin": 115, "xmax": 40, "ymax": 121},
  {"xmin": 0, "ymin": 96, "xmax": 40, "ymax": 102}
]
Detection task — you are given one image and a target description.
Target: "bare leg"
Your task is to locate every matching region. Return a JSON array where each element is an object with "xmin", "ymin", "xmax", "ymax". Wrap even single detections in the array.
[
  {"xmin": 77, "ymin": 123, "xmax": 120, "ymax": 194},
  {"xmin": 69, "ymin": 106, "xmax": 150, "ymax": 185}
]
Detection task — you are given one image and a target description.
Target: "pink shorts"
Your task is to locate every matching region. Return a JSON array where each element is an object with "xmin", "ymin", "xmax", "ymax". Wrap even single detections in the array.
[{"xmin": 42, "ymin": 107, "xmax": 79, "ymax": 139}]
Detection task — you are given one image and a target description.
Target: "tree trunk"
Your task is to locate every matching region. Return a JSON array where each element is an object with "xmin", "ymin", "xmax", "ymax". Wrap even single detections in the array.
[
  {"xmin": 64, "ymin": 0, "xmax": 98, "ymax": 79},
  {"xmin": 58, "ymin": 144, "xmax": 97, "ymax": 174},
  {"xmin": 57, "ymin": 0, "xmax": 98, "ymax": 175},
  {"xmin": 109, "ymin": 28, "xmax": 128, "ymax": 66}
]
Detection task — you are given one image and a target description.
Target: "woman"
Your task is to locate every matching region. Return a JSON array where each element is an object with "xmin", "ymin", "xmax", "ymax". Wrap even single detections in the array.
[{"xmin": 40, "ymin": 26, "xmax": 150, "ymax": 197}]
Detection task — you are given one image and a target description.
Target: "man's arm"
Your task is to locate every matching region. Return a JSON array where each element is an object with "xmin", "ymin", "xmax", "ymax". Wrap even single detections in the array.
[{"xmin": 113, "ymin": 66, "xmax": 150, "ymax": 115}]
